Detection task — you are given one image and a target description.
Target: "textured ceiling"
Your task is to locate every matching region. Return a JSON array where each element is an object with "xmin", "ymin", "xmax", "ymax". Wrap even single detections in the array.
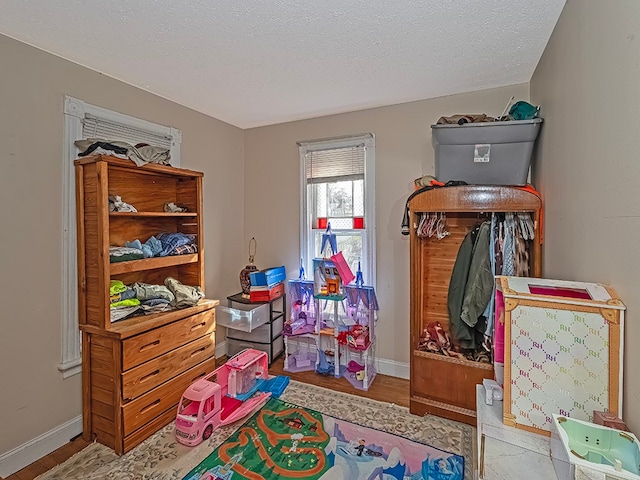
[{"xmin": 1, "ymin": 0, "xmax": 565, "ymax": 128}]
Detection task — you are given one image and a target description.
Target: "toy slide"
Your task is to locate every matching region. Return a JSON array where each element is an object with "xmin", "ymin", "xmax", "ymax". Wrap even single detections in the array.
[
  {"xmin": 220, "ymin": 392, "xmax": 271, "ymax": 425},
  {"xmin": 220, "ymin": 396, "xmax": 243, "ymax": 422}
]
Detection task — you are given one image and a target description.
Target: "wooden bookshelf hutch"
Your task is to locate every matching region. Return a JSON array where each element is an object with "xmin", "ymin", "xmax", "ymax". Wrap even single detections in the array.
[{"xmin": 75, "ymin": 155, "xmax": 218, "ymax": 454}]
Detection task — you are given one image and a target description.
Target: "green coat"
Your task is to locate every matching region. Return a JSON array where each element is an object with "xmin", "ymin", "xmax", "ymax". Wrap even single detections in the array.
[{"xmin": 447, "ymin": 221, "xmax": 492, "ymax": 350}]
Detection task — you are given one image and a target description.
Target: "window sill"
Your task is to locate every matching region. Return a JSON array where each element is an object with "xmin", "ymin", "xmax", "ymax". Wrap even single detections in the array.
[{"xmin": 58, "ymin": 358, "xmax": 82, "ymax": 379}]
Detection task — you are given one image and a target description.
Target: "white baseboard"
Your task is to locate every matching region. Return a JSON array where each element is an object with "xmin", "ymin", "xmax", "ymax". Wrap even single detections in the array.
[
  {"xmin": 0, "ymin": 415, "xmax": 82, "ymax": 478},
  {"xmin": 375, "ymin": 357, "xmax": 410, "ymax": 379},
  {"xmin": 216, "ymin": 340, "xmax": 409, "ymax": 379},
  {"xmin": 216, "ymin": 340, "xmax": 229, "ymax": 357}
]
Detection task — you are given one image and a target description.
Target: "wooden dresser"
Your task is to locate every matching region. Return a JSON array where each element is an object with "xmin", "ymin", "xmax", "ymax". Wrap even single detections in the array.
[{"xmin": 75, "ymin": 155, "xmax": 218, "ymax": 454}]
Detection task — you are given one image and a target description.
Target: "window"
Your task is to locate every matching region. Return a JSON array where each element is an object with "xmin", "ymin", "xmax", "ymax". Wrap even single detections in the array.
[
  {"xmin": 60, "ymin": 96, "xmax": 181, "ymax": 378},
  {"xmin": 298, "ymin": 134, "xmax": 376, "ymax": 287}
]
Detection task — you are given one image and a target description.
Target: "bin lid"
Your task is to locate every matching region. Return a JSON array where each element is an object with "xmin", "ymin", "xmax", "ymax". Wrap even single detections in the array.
[
  {"xmin": 431, "ymin": 118, "xmax": 543, "ymax": 129},
  {"xmin": 498, "ymin": 276, "xmax": 625, "ymax": 309}
]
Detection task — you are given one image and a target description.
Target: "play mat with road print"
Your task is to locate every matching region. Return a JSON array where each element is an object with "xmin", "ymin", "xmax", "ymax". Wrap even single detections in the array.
[{"xmin": 182, "ymin": 397, "xmax": 463, "ymax": 480}]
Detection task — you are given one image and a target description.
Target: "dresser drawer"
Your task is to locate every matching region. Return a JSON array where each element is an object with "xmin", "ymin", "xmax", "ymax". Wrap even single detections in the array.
[
  {"xmin": 122, "ymin": 407, "xmax": 178, "ymax": 454},
  {"xmin": 122, "ymin": 332, "xmax": 215, "ymax": 401},
  {"xmin": 122, "ymin": 308, "xmax": 215, "ymax": 370},
  {"xmin": 122, "ymin": 356, "xmax": 216, "ymax": 436}
]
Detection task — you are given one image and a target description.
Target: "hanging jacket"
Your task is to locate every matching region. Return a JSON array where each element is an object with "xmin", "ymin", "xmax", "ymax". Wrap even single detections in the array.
[
  {"xmin": 447, "ymin": 226, "xmax": 477, "ymax": 349},
  {"xmin": 461, "ymin": 221, "xmax": 493, "ymax": 335}
]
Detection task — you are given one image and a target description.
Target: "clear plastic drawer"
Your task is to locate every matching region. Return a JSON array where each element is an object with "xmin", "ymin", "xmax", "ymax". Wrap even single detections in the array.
[
  {"xmin": 215, "ymin": 303, "xmax": 269, "ymax": 332},
  {"xmin": 226, "ymin": 316, "xmax": 284, "ymax": 342}
]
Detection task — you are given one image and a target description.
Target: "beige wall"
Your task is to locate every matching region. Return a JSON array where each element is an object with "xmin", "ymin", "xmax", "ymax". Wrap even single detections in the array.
[
  {"xmin": 0, "ymin": 34, "xmax": 244, "ymax": 454},
  {"xmin": 244, "ymin": 83, "xmax": 529, "ymax": 370},
  {"xmin": 10, "ymin": 0, "xmax": 639, "ymax": 461},
  {"xmin": 531, "ymin": 0, "xmax": 640, "ymax": 432},
  {"xmin": 1, "ymin": 30, "xmax": 527, "ymax": 461}
]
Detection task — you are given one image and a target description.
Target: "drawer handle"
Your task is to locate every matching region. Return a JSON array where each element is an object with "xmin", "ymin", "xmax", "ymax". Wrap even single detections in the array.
[
  {"xmin": 192, "ymin": 371, "xmax": 207, "ymax": 383},
  {"xmin": 140, "ymin": 399, "xmax": 161, "ymax": 414},
  {"xmin": 190, "ymin": 321, "xmax": 206, "ymax": 332},
  {"xmin": 140, "ymin": 370, "xmax": 160, "ymax": 383},
  {"xmin": 190, "ymin": 347, "xmax": 206, "ymax": 357},
  {"xmin": 139, "ymin": 340, "xmax": 160, "ymax": 352}
]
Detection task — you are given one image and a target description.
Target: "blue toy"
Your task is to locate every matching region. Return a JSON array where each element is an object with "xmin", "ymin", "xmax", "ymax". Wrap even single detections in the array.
[{"xmin": 259, "ymin": 375, "xmax": 290, "ymax": 399}]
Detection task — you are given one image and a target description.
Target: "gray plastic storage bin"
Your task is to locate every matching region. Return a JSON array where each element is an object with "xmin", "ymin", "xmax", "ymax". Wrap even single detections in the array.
[{"xmin": 432, "ymin": 118, "xmax": 543, "ymax": 185}]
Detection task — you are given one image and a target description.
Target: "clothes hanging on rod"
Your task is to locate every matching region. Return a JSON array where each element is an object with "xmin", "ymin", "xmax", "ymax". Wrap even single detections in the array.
[
  {"xmin": 482, "ymin": 214, "xmax": 498, "ymax": 340},
  {"xmin": 415, "ymin": 212, "xmax": 450, "ymax": 239},
  {"xmin": 447, "ymin": 212, "xmax": 536, "ymax": 362}
]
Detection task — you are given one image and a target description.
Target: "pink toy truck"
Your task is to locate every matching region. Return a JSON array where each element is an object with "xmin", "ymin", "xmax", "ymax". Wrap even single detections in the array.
[{"xmin": 175, "ymin": 348, "xmax": 271, "ymax": 446}]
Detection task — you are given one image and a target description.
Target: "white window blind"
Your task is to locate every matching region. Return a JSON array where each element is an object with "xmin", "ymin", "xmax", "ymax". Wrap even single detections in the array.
[
  {"xmin": 305, "ymin": 146, "xmax": 365, "ymax": 183},
  {"xmin": 82, "ymin": 114, "xmax": 173, "ymax": 149}
]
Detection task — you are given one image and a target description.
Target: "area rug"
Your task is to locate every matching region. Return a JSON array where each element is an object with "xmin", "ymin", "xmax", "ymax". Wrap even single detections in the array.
[
  {"xmin": 182, "ymin": 396, "xmax": 464, "ymax": 480},
  {"xmin": 35, "ymin": 380, "xmax": 474, "ymax": 480}
]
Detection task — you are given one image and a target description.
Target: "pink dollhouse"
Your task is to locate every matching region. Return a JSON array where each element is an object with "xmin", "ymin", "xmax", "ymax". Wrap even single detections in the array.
[
  {"xmin": 283, "ymin": 279, "xmax": 318, "ymax": 372},
  {"xmin": 341, "ymin": 284, "xmax": 379, "ymax": 390},
  {"xmin": 284, "ymin": 254, "xmax": 380, "ymax": 391}
]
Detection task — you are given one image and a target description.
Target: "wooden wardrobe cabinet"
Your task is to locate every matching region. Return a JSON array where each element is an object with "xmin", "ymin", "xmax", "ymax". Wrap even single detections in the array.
[
  {"xmin": 408, "ymin": 185, "xmax": 542, "ymax": 425},
  {"xmin": 75, "ymin": 155, "xmax": 218, "ymax": 454}
]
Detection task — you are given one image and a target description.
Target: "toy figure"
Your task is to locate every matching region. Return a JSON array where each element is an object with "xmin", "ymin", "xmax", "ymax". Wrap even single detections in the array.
[
  {"xmin": 356, "ymin": 438, "xmax": 366, "ymax": 456},
  {"xmin": 289, "ymin": 433, "xmax": 304, "ymax": 453}
]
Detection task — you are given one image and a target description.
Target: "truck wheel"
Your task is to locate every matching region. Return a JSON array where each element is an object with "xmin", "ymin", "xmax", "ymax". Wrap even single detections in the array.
[{"xmin": 203, "ymin": 425, "xmax": 213, "ymax": 441}]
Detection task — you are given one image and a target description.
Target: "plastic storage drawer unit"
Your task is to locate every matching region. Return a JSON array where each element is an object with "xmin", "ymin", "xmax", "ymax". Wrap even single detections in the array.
[
  {"xmin": 432, "ymin": 118, "xmax": 543, "ymax": 185},
  {"xmin": 215, "ymin": 303, "xmax": 269, "ymax": 332}
]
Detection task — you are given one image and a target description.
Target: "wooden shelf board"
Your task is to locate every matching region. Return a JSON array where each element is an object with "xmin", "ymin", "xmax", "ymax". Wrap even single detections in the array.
[
  {"xmin": 73, "ymin": 154, "xmax": 204, "ymax": 178},
  {"xmin": 110, "ymin": 254, "xmax": 198, "ymax": 275},
  {"xmin": 412, "ymin": 348, "xmax": 494, "ymax": 369},
  {"xmin": 79, "ymin": 299, "xmax": 219, "ymax": 339},
  {"xmin": 110, "ymin": 212, "xmax": 197, "ymax": 218}
]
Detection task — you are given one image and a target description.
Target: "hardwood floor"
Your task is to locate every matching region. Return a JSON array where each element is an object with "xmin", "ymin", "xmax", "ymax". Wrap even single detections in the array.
[
  {"xmin": 269, "ymin": 355, "xmax": 409, "ymax": 407},
  {"xmin": 3, "ymin": 355, "xmax": 409, "ymax": 480}
]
